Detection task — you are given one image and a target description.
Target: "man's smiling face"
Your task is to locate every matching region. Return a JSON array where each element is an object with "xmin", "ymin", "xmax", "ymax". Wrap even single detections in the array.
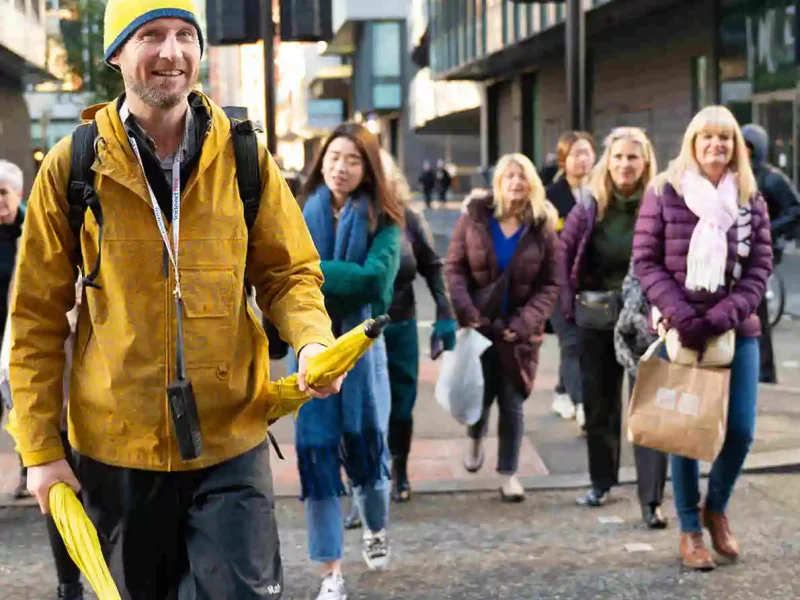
[{"xmin": 110, "ymin": 17, "xmax": 201, "ymax": 110}]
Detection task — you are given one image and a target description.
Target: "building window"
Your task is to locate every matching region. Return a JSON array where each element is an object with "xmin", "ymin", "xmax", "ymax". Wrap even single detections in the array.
[
  {"xmin": 372, "ymin": 22, "xmax": 401, "ymax": 77},
  {"xmin": 539, "ymin": 4, "xmax": 549, "ymax": 30},
  {"xmin": 373, "ymin": 83, "xmax": 402, "ymax": 109}
]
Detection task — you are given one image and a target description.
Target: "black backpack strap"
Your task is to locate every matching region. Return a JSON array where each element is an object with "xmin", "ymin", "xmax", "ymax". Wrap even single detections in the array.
[
  {"xmin": 68, "ymin": 121, "xmax": 104, "ymax": 289},
  {"xmin": 229, "ymin": 118, "xmax": 263, "ymax": 231}
]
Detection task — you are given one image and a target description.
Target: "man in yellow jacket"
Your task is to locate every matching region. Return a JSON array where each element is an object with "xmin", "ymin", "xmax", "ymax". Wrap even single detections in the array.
[{"xmin": 9, "ymin": 1, "xmax": 339, "ymax": 598}]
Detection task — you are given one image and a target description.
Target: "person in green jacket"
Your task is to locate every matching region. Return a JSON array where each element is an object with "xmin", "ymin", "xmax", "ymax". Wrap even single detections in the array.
[
  {"xmin": 291, "ymin": 123, "xmax": 403, "ymax": 600},
  {"xmin": 381, "ymin": 150, "xmax": 456, "ymax": 502}
]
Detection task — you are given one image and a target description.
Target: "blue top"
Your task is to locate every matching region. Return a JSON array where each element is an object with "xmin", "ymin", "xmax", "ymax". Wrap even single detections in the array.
[{"xmin": 490, "ymin": 214, "xmax": 524, "ymax": 315}]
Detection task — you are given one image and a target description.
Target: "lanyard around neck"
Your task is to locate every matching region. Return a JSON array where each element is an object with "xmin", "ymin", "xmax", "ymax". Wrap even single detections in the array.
[{"xmin": 128, "ymin": 132, "xmax": 183, "ymax": 299}]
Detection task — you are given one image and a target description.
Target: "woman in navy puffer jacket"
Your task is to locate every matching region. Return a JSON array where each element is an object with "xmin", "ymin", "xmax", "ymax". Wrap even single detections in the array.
[{"xmin": 633, "ymin": 106, "xmax": 772, "ymax": 571}]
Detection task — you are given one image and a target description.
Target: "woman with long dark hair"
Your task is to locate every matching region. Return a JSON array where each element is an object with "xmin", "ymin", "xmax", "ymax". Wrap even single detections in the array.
[{"xmin": 292, "ymin": 123, "xmax": 403, "ymax": 600}]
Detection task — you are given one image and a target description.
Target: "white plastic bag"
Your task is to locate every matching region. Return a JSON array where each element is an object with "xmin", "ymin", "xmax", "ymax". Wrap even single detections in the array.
[{"xmin": 435, "ymin": 328, "xmax": 493, "ymax": 426}]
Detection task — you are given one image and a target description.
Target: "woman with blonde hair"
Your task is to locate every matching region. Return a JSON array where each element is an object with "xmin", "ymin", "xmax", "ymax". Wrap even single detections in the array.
[
  {"xmin": 633, "ymin": 106, "xmax": 772, "ymax": 570},
  {"xmin": 557, "ymin": 127, "xmax": 657, "ymax": 508},
  {"xmin": 446, "ymin": 153, "xmax": 558, "ymax": 502},
  {"xmin": 546, "ymin": 131, "xmax": 596, "ymax": 425}
]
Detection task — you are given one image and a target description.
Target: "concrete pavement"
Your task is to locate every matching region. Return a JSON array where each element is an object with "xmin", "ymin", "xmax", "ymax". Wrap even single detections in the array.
[{"xmin": 2, "ymin": 473, "xmax": 799, "ymax": 599}]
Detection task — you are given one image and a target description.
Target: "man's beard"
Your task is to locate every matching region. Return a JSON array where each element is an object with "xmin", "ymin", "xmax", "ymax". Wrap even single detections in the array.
[{"xmin": 125, "ymin": 72, "xmax": 195, "ymax": 110}]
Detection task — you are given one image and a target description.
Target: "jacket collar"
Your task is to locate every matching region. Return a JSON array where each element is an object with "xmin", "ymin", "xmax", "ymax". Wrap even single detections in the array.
[{"xmin": 80, "ymin": 92, "xmax": 230, "ymax": 203}]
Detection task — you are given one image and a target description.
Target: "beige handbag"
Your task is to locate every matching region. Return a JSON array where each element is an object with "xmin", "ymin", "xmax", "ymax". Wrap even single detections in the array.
[{"xmin": 652, "ymin": 307, "xmax": 735, "ymax": 368}]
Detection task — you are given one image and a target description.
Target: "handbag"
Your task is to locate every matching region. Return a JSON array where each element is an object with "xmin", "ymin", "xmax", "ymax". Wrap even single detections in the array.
[
  {"xmin": 664, "ymin": 320, "xmax": 734, "ymax": 368},
  {"xmin": 651, "ymin": 308, "xmax": 735, "ymax": 368},
  {"xmin": 574, "ymin": 290, "xmax": 621, "ymax": 330}
]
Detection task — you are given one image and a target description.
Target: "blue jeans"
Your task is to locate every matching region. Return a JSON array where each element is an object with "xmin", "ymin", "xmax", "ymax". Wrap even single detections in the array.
[
  {"xmin": 671, "ymin": 337, "xmax": 759, "ymax": 532},
  {"xmin": 304, "ymin": 335, "xmax": 391, "ymax": 562}
]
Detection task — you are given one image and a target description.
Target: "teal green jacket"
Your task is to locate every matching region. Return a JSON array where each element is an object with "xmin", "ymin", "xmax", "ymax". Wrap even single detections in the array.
[{"xmin": 321, "ymin": 222, "xmax": 402, "ymax": 320}]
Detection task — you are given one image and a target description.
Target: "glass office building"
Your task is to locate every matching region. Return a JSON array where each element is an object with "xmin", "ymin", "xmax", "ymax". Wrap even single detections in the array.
[{"xmin": 719, "ymin": 0, "xmax": 799, "ymax": 182}]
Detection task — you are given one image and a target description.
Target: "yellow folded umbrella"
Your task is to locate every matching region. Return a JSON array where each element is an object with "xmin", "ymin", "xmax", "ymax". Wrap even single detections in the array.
[
  {"xmin": 267, "ymin": 314, "xmax": 391, "ymax": 404},
  {"xmin": 49, "ymin": 482, "xmax": 121, "ymax": 600}
]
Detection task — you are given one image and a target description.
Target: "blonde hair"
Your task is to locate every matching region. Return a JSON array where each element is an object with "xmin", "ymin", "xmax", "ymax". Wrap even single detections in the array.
[
  {"xmin": 652, "ymin": 105, "xmax": 756, "ymax": 206},
  {"xmin": 492, "ymin": 153, "xmax": 557, "ymax": 228},
  {"xmin": 589, "ymin": 127, "xmax": 658, "ymax": 220},
  {"xmin": 380, "ymin": 149, "xmax": 413, "ymax": 209}
]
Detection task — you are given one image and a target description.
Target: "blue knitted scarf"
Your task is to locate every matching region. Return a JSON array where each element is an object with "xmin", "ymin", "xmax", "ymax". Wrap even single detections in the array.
[{"xmin": 291, "ymin": 185, "xmax": 386, "ymax": 500}]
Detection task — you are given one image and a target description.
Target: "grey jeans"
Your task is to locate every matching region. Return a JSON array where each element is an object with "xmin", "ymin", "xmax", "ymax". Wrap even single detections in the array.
[
  {"xmin": 467, "ymin": 347, "xmax": 526, "ymax": 474},
  {"xmin": 550, "ymin": 302, "xmax": 583, "ymax": 405}
]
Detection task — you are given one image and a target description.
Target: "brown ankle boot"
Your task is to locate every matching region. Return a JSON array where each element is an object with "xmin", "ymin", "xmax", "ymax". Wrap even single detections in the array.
[
  {"xmin": 679, "ymin": 532, "xmax": 716, "ymax": 570},
  {"xmin": 702, "ymin": 508, "xmax": 740, "ymax": 560}
]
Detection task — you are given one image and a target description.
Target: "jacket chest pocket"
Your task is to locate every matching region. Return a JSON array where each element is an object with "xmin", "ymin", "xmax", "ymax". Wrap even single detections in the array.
[
  {"xmin": 181, "ymin": 267, "xmax": 236, "ymax": 318},
  {"xmin": 180, "ymin": 267, "xmax": 238, "ymax": 368}
]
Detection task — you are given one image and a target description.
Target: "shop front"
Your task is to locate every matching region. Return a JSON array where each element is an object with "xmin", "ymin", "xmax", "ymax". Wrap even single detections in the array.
[{"xmin": 720, "ymin": 0, "xmax": 800, "ymax": 182}]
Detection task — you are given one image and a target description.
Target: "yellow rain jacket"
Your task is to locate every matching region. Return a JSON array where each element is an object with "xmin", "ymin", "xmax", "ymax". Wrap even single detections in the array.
[{"xmin": 9, "ymin": 94, "xmax": 335, "ymax": 471}]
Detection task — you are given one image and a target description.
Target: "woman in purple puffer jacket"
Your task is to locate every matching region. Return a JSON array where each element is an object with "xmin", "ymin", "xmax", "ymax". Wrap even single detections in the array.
[{"xmin": 633, "ymin": 105, "xmax": 773, "ymax": 571}]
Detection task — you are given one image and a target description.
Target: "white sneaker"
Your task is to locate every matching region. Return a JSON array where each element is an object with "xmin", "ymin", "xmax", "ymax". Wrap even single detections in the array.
[
  {"xmin": 315, "ymin": 573, "xmax": 347, "ymax": 600},
  {"xmin": 362, "ymin": 529, "xmax": 390, "ymax": 570},
  {"xmin": 552, "ymin": 393, "xmax": 576, "ymax": 420},
  {"xmin": 575, "ymin": 403, "xmax": 586, "ymax": 429}
]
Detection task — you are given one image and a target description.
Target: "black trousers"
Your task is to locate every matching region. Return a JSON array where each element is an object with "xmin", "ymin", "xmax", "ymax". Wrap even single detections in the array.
[
  {"xmin": 75, "ymin": 440, "xmax": 283, "ymax": 600},
  {"xmin": 467, "ymin": 347, "xmax": 526, "ymax": 474},
  {"xmin": 757, "ymin": 297, "xmax": 777, "ymax": 383},
  {"xmin": 580, "ymin": 328, "xmax": 624, "ymax": 492},
  {"xmin": 628, "ymin": 379, "xmax": 669, "ymax": 508},
  {"xmin": 46, "ymin": 433, "xmax": 81, "ymax": 586}
]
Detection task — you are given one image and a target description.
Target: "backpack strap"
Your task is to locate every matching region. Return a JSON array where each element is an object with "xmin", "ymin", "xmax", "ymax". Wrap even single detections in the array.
[
  {"xmin": 68, "ymin": 121, "xmax": 104, "ymax": 289},
  {"xmin": 229, "ymin": 118, "xmax": 263, "ymax": 231}
]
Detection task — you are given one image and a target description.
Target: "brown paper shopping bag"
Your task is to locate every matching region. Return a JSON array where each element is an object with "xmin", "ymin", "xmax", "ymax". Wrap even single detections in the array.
[{"xmin": 628, "ymin": 338, "xmax": 731, "ymax": 463}]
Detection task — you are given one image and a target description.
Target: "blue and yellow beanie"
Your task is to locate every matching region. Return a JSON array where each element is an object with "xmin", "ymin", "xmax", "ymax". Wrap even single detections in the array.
[{"xmin": 103, "ymin": 0, "xmax": 204, "ymax": 65}]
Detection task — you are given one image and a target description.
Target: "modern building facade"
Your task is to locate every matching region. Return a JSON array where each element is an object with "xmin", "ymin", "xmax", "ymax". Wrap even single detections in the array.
[
  {"xmin": 316, "ymin": 0, "xmax": 481, "ymax": 186},
  {"xmin": 1, "ymin": 0, "xmax": 57, "ymax": 185},
  {"xmin": 426, "ymin": 0, "xmax": 800, "ymax": 184}
]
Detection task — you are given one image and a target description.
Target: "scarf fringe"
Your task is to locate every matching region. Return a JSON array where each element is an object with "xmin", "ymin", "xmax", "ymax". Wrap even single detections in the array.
[
  {"xmin": 342, "ymin": 428, "xmax": 390, "ymax": 489},
  {"xmin": 296, "ymin": 444, "xmax": 347, "ymax": 501}
]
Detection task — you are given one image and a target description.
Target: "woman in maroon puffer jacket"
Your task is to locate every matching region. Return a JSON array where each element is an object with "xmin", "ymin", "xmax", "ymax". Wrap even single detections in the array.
[
  {"xmin": 445, "ymin": 153, "xmax": 558, "ymax": 503},
  {"xmin": 633, "ymin": 105, "xmax": 772, "ymax": 571}
]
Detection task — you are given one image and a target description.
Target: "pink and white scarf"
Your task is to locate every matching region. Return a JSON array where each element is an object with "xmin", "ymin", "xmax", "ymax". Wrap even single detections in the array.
[{"xmin": 680, "ymin": 169, "xmax": 739, "ymax": 293}]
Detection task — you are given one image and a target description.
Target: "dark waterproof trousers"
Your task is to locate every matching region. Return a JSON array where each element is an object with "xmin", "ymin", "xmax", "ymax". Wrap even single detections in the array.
[
  {"xmin": 757, "ymin": 297, "xmax": 777, "ymax": 383},
  {"xmin": 46, "ymin": 433, "xmax": 81, "ymax": 587},
  {"xmin": 580, "ymin": 328, "xmax": 623, "ymax": 492},
  {"xmin": 75, "ymin": 439, "xmax": 283, "ymax": 600}
]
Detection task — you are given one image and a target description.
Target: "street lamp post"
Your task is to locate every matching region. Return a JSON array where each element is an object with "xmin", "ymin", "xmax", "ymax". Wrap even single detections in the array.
[
  {"xmin": 565, "ymin": 0, "xmax": 586, "ymax": 131},
  {"xmin": 261, "ymin": 0, "xmax": 278, "ymax": 156}
]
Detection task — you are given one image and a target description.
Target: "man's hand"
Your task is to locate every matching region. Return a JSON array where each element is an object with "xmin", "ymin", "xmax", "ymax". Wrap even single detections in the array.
[
  {"xmin": 27, "ymin": 459, "xmax": 81, "ymax": 515},
  {"xmin": 298, "ymin": 343, "xmax": 344, "ymax": 399}
]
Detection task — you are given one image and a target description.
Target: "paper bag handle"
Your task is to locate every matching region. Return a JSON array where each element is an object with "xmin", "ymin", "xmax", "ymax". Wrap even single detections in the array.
[{"xmin": 640, "ymin": 333, "xmax": 667, "ymax": 362}]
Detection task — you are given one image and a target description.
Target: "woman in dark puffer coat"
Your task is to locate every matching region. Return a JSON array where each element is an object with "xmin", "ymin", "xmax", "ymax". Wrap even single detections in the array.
[
  {"xmin": 633, "ymin": 105, "xmax": 772, "ymax": 571},
  {"xmin": 446, "ymin": 153, "xmax": 558, "ymax": 503},
  {"xmin": 557, "ymin": 127, "xmax": 658, "ymax": 509}
]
